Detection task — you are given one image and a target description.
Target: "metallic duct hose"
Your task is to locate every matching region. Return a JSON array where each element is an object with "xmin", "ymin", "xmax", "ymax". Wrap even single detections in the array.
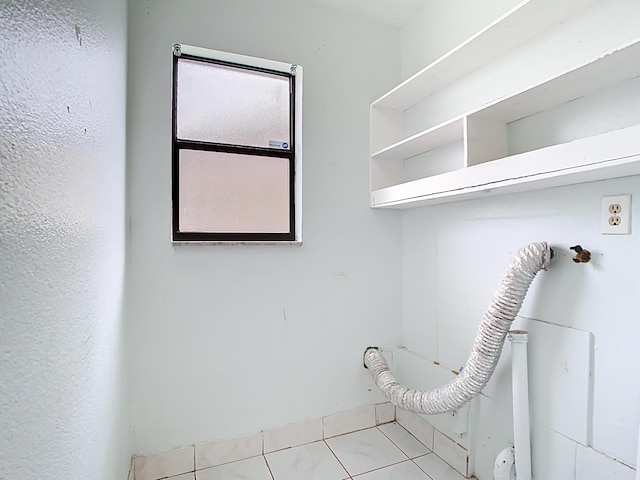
[{"xmin": 364, "ymin": 242, "xmax": 553, "ymax": 415}]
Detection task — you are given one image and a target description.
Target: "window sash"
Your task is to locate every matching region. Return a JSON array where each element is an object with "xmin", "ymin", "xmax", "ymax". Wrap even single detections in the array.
[
  {"xmin": 175, "ymin": 56, "xmax": 292, "ymax": 149},
  {"xmin": 171, "ymin": 51, "xmax": 296, "ymax": 242}
]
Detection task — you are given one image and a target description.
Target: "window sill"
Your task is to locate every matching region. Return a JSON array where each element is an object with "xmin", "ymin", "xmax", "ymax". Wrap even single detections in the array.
[{"xmin": 171, "ymin": 241, "xmax": 303, "ymax": 247}]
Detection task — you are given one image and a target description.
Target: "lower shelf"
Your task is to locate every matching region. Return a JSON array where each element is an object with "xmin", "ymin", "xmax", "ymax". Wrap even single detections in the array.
[{"xmin": 371, "ymin": 124, "xmax": 640, "ymax": 209}]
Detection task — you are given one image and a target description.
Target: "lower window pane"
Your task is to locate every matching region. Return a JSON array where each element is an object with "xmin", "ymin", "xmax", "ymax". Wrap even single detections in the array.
[{"xmin": 178, "ymin": 149, "xmax": 290, "ymax": 234}]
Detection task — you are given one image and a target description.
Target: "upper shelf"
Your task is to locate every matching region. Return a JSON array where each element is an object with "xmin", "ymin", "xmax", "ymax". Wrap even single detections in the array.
[
  {"xmin": 371, "ymin": 38, "xmax": 640, "ymax": 163},
  {"xmin": 479, "ymin": 39, "xmax": 640, "ymax": 124},
  {"xmin": 372, "ymin": 0, "xmax": 598, "ymax": 111}
]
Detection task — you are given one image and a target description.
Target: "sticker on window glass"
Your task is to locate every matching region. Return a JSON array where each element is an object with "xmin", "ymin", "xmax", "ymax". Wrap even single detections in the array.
[{"xmin": 269, "ymin": 140, "xmax": 289, "ymax": 149}]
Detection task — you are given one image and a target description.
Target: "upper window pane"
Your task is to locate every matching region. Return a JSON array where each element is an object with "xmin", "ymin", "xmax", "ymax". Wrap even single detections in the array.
[{"xmin": 176, "ymin": 58, "xmax": 291, "ymax": 149}]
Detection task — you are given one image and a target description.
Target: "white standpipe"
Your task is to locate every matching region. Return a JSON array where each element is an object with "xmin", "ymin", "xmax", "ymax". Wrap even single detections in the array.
[
  {"xmin": 508, "ymin": 330, "xmax": 532, "ymax": 480},
  {"xmin": 635, "ymin": 419, "xmax": 640, "ymax": 480}
]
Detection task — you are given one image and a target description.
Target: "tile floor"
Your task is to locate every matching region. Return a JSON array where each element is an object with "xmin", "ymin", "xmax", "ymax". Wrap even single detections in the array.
[{"xmin": 165, "ymin": 423, "xmax": 467, "ymax": 480}]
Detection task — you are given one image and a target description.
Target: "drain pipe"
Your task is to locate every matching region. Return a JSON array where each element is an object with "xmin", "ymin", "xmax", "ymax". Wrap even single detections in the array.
[
  {"xmin": 493, "ymin": 446, "xmax": 515, "ymax": 480},
  {"xmin": 636, "ymin": 421, "xmax": 640, "ymax": 480},
  {"xmin": 509, "ymin": 330, "xmax": 532, "ymax": 480},
  {"xmin": 494, "ymin": 331, "xmax": 532, "ymax": 480}
]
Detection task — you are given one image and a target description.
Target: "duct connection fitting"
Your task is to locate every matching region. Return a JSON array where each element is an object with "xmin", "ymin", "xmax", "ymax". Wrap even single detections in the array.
[{"xmin": 364, "ymin": 242, "xmax": 553, "ymax": 415}]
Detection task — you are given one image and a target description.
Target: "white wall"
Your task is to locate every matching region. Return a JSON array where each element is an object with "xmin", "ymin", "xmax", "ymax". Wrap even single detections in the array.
[
  {"xmin": 0, "ymin": 1, "xmax": 130, "ymax": 479},
  {"xmin": 402, "ymin": 177, "xmax": 640, "ymax": 478},
  {"xmin": 400, "ymin": 0, "xmax": 521, "ymax": 78},
  {"xmin": 126, "ymin": 0, "xmax": 402, "ymax": 454},
  {"xmin": 400, "ymin": 1, "xmax": 640, "ymax": 478}
]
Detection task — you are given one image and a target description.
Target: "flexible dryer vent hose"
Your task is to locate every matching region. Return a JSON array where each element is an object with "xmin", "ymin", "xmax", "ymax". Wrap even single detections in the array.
[{"xmin": 364, "ymin": 242, "xmax": 553, "ymax": 415}]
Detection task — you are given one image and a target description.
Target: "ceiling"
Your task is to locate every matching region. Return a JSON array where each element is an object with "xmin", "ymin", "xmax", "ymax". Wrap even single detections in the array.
[{"xmin": 311, "ymin": 0, "xmax": 430, "ymax": 27}]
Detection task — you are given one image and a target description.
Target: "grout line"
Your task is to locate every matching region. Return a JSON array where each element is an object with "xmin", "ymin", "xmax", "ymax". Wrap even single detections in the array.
[
  {"xmin": 323, "ymin": 439, "xmax": 352, "ymax": 478},
  {"xmin": 350, "ymin": 459, "xmax": 410, "ymax": 478},
  {"xmin": 387, "ymin": 421, "xmax": 432, "ymax": 454},
  {"xmin": 323, "ymin": 424, "xmax": 379, "ymax": 441},
  {"xmin": 411, "ymin": 456, "xmax": 435, "ymax": 480},
  {"xmin": 431, "ymin": 424, "xmax": 435, "ymax": 450},
  {"xmin": 376, "ymin": 424, "xmax": 412, "ymax": 460},
  {"xmin": 264, "ymin": 437, "xmax": 324, "ymax": 455},
  {"xmin": 262, "ymin": 454, "xmax": 276, "ymax": 480},
  {"xmin": 195, "ymin": 453, "xmax": 264, "ymax": 471},
  {"xmin": 325, "ymin": 425, "xmax": 428, "ymax": 477}
]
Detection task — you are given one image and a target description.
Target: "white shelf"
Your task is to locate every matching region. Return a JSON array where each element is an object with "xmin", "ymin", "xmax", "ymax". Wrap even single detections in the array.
[
  {"xmin": 373, "ymin": 39, "xmax": 640, "ymax": 166},
  {"xmin": 371, "ymin": 117, "xmax": 463, "ymax": 160},
  {"xmin": 372, "ymin": 0, "xmax": 597, "ymax": 111},
  {"xmin": 369, "ymin": 0, "xmax": 640, "ymax": 209},
  {"xmin": 371, "ymin": 125, "xmax": 640, "ymax": 208},
  {"xmin": 477, "ymin": 39, "xmax": 640, "ymax": 124}
]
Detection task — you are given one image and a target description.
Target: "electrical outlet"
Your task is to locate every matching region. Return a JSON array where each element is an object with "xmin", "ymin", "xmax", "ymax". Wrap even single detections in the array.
[{"xmin": 601, "ymin": 195, "xmax": 631, "ymax": 234}]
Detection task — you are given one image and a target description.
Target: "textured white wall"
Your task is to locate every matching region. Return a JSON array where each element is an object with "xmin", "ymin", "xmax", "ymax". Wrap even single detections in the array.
[
  {"xmin": 400, "ymin": 1, "xmax": 640, "ymax": 478},
  {"xmin": 126, "ymin": 0, "xmax": 402, "ymax": 454},
  {"xmin": 0, "ymin": 1, "xmax": 130, "ymax": 479}
]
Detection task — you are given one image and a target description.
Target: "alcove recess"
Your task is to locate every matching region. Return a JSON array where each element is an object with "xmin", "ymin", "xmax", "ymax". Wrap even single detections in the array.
[{"xmin": 370, "ymin": 0, "xmax": 640, "ymax": 208}]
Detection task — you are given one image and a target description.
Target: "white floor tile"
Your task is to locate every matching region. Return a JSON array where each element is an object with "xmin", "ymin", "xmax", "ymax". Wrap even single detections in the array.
[
  {"xmin": 196, "ymin": 456, "xmax": 272, "ymax": 480},
  {"xmin": 166, "ymin": 474, "xmax": 195, "ymax": 480},
  {"xmin": 378, "ymin": 423, "xmax": 430, "ymax": 459},
  {"xmin": 134, "ymin": 446, "xmax": 195, "ymax": 480},
  {"xmin": 266, "ymin": 441, "xmax": 349, "ymax": 480},
  {"xmin": 413, "ymin": 454, "xmax": 466, "ymax": 480},
  {"xmin": 325, "ymin": 427, "xmax": 407, "ymax": 476},
  {"xmin": 354, "ymin": 460, "xmax": 432, "ymax": 479}
]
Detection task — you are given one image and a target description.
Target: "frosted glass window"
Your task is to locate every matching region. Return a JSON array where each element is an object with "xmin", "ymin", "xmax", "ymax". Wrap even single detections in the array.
[
  {"xmin": 177, "ymin": 58, "xmax": 291, "ymax": 149},
  {"xmin": 179, "ymin": 150, "xmax": 290, "ymax": 233},
  {"xmin": 171, "ymin": 47, "xmax": 298, "ymax": 243}
]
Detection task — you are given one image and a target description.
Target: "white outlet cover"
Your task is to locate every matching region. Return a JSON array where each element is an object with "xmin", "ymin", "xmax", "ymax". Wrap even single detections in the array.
[{"xmin": 601, "ymin": 195, "xmax": 631, "ymax": 234}]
